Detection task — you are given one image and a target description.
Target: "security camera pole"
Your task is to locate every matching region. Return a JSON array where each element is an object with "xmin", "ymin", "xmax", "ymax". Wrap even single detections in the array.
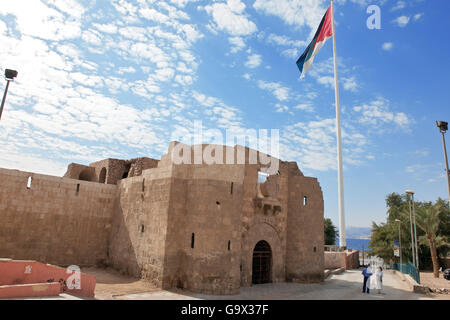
[
  {"xmin": 0, "ymin": 69, "xmax": 18, "ymax": 121},
  {"xmin": 436, "ymin": 121, "xmax": 450, "ymax": 203}
]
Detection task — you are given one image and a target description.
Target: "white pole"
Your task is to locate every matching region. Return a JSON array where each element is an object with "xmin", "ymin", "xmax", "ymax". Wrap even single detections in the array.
[
  {"xmin": 408, "ymin": 195, "xmax": 416, "ymax": 267},
  {"xmin": 412, "ymin": 194, "xmax": 419, "ymax": 270},
  {"xmin": 331, "ymin": 0, "xmax": 346, "ymax": 248}
]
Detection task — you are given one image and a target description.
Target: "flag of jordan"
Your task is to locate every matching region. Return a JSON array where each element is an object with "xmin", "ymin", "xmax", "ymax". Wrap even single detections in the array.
[{"xmin": 296, "ymin": 6, "xmax": 333, "ymax": 78}]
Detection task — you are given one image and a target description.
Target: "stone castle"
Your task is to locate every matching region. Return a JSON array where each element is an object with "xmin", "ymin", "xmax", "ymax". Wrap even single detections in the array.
[{"xmin": 0, "ymin": 141, "xmax": 324, "ymax": 295}]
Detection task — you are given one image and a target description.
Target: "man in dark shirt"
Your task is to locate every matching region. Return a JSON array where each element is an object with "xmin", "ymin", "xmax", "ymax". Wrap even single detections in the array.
[{"xmin": 362, "ymin": 265, "xmax": 372, "ymax": 293}]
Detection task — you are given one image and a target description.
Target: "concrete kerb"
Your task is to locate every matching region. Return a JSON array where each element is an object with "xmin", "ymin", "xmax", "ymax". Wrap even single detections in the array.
[{"xmin": 331, "ymin": 268, "xmax": 345, "ymax": 275}]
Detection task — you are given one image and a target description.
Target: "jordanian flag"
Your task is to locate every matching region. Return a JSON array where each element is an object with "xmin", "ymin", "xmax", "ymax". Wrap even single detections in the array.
[{"xmin": 296, "ymin": 6, "xmax": 333, "ymax": 78}]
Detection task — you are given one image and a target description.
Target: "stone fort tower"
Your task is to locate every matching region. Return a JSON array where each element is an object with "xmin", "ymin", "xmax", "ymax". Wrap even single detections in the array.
[{"xmin": 0, "ymin": 142, "xmax": 324, "ymax": 295}]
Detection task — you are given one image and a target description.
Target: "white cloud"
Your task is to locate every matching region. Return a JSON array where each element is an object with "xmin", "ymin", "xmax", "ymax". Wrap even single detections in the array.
[
  {"xmin": 229, "ymin": 36, "xmax": 246, "ymax": 53},
  {"xmin": 413, "ymin": 13, "xmax": 424, "ymax": 21},
  {"xmin": 394, "ymin": 16, "xmax": 410, "ymax": 28},
  {"xmin": 93, "ymin": 23, "xmax": 118, "ymax": 34},
  {"xmin": 308, "ymin": 58, "xmax": 359, "ymax": 92},
  {"xmin": 257, "ymin": 80, "xmax": 290, "ymax": 101},
  {"xmin": 382, "ymin": 42, "xmax": 393, "ymax": 51},
  {"xmin": 253, "ymin": 0, "xmax": 328, "ymax": 37},
  {"xmin": 282, "ymin": 118, "xmax": 368, "ymax": 171},
  {"xmin": 391, "ymin": 1, "xmax": 406, "ymax": 11},
  {"xmin": 266, "ymin": 33, "xmax": 307, "ymax": 48},
  {"xmin": 294, "ymin": 103, "xmax": 314, "ymax": 112},
  {"xmin": 342, "ymin": 77, "xmax": 358, "ymax": 92},
  {"xmin": 0, "ymin": 0, "xmax": 82, "ymax": 41},
  {"xmin": 353, "ymin": 98, "xmax": 412, "ymax": 130},
  {"xmin": 275, "ymin": 104, "xmax": 289, "ymax": 113},
  {"xmin": 281, "ymin": 48, "xmax": 299, "ymax": 59},
  {"xmin": 245, "ymin": 54, "xmax": 262, "ymax": 68},
  {"xmin": 117, "ymin": 66, "xmax": 137, "ymax": 74},
  {"xmin": 204, "ymin": 0, "xmax": 257, "ymax": 36}
]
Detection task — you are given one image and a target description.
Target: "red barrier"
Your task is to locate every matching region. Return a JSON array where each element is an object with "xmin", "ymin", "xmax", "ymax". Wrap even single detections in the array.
[
  {"xmin": 0, "ymin": 259, "xmax": 96, "ymax": 298},
  {"xmin": 0, "ymin": 282, "xmax": 61, "ymax": 299}
]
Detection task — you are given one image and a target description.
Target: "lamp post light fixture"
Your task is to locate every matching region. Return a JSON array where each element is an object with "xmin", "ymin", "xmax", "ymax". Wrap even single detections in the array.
[
  {"xmin": 395, "ymin": 219, "xmax": 402, "ymax": 272},
  {"xmin": 436, "ymin": 121, "xmax": 450, "ymax": 204},
  {"xmin": 406, "ymin": 190, "xmax": 419, "ymax": 270},
  {"xmin": 0, "ymin": 69, "xmax": 18, "ymax": 121}
]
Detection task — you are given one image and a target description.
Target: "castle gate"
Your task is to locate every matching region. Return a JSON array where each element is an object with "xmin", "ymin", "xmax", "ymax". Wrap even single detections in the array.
[{"xmin": 252, "ymin": 240, "xmax": 272, "ymax": 284}]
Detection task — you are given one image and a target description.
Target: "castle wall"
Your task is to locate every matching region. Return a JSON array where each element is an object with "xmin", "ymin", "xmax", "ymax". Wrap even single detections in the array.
[
  {"xmin": 0, "ymin": 142, "xmax": 325, "ymax": 294},
  {"xmin": 107, "ymin": 165, "xmax": 174, "ymax": 287},
  {"xmin": 286, "ymin": 175, "xmax": 324, "ymax": 282},
  {"xmin": 162, "ymin": 164, "xmax": 244, "ymax": 294},
  {"xmin": 89, "ymin": 159, "xmax": 127, "ymax": 185},
  {"xmin": 240, "ymin": 164, "xmax": 288, "ymax": 287},
  {"xmin": 0, "ymin": 168, "xmax": 117, "ymax": 267}
]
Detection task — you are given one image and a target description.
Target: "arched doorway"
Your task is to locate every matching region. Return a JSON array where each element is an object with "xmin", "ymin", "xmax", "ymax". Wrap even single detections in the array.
[
  {"xmin": 99, "ymin": 167, "xmax": 106, "ymax": 184},
  {"xmin": 252, "ymin": 240, "xmax": 272, "ymax": 284}
]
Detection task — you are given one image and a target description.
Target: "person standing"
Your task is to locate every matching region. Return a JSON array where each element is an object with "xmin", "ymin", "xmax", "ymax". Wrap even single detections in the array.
[
  {"xmin": 375, "ymin": 267, "xmax": 383, "ymax": 294},
  {"xmin": 362, "ymin": 264, "xmax": 372, "ymax": 293}
]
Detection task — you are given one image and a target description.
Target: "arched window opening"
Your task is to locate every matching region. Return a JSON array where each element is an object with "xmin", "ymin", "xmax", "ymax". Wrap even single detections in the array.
[{"xmin": 99, "ymin": 167, "xmax": 107, "ymax": 184}]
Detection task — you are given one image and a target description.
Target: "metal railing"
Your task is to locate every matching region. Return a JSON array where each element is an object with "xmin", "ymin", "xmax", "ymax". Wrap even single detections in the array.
[{"xmin": 391, "ymin": 262, "xmax": 420, "ymax": 284}]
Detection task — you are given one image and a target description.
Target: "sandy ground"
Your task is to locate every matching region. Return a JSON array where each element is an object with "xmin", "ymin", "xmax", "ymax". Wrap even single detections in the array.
[
  {"xmin": 82, "ymin": 267, "xmax": 160, "ymax": 300},
  {"xmin": 419, "ymin": 271, "xmax": 450, "ymax": 300},
  {"xmin": 420, "ymin": 271, "xmax": 450, "ymax": 290}
]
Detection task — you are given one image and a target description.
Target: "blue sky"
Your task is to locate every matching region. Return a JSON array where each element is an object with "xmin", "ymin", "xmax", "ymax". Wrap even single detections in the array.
[{"xmin": 0, "ymin": 0, "xmax": 449, "ymax": 229}]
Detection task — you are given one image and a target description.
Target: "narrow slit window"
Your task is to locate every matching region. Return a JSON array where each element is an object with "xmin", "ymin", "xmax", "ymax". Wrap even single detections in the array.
[
  {"xmin": 191, "ymin": 233, "xmax": 195, "ymax": 249},
  {"xmin": 228, "ymin": 240, "xmax": 231, "ymax": 251},
  {"xmin": 27, "ymin": 176, "xmax": 32, "ymax": 189},
  {"xmin": 230, "ymin": 182, "xmax": 234, "ymax": 195},
  {"xmin": 140, "ymin": 224, "xmax": 145, "ymax": 233},
  {"xmin": 303, "ymin": 196, "xmax": 308, "ymax": 206},
  {"xmin": 142, "ymin": 179, "xmax": 145, "ymax": 192}
]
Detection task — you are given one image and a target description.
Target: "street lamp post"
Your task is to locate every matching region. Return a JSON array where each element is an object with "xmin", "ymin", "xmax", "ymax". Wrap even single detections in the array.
[
  {"xmin": 406, "ymin": 190, "xmax": 416, "ymax": 267},
  {"xmin": 436, "ymin": 121, "xmax": 450, "ymax": 204},
  {"xmin": 0, "ymin": 69, "xmax": 18, "ymax": 121},
  {"xmin": 395, "ymin": 219, "xmax": 402, "ymax": 272},
  {"xmin": 406, "ymin": 190, "xmax": 419, "ymax": 270},
  {"xmin": 411, "ymin": 192, "xmax": 419, "ymax": 270}
]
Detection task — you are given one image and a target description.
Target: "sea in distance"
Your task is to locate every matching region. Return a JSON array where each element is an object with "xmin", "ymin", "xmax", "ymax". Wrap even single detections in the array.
[{"xmin": 336, "ymin": 238, "xmax": 371, "ymax": 250}]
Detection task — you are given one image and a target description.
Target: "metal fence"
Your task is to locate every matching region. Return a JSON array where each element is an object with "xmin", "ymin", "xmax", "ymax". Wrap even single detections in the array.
[{"xmin": 391, "ymin": 262, "xmax": 420, "ymax": 284}]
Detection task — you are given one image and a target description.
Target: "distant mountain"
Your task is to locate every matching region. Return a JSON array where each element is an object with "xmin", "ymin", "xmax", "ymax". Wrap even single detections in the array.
[{"xmin": 344, "ymin": 226, "xmax": 372, "ymax": 239}]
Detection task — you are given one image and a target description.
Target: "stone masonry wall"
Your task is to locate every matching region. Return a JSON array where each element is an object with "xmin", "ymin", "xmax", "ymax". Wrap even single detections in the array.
[
  {"xmin": 107, "ymin": 166, "xmax": 174, "ymax": 287},
  {"xmin": 162, "ymin": 163, "xmax": 245, "ymax": 294},
  {"xmin": 286, "ymin": 175, "xmax": 324, "ymax": 282},
  {"xmin": 0, "ymin": 168, "xmax": 117, "ymax": 267}
]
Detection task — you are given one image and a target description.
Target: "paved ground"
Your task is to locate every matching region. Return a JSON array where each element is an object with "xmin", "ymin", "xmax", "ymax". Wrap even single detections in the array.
[
  {"xmin": 111, "ymin": 269, "xmax": 435, "ymax": 300},
  {"xmin": 13, "ymin": 268, "xmax": 447, "ymax": 300}
]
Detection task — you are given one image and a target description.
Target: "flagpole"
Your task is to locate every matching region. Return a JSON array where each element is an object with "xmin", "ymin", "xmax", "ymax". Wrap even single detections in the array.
[{"xmin": 330, "ymin": 0, "xmax": 346, "ymax": 248}]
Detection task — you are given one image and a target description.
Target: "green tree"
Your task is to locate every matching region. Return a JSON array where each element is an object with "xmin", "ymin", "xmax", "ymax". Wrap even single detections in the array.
[
  {"xmin": 414, "ymin": 204, "xmax": 447, "ymax": 278},
  {"xmin": 369, "ymin": 192, "xmax": 450, "ymax": 271},
  {"xmin": 324, "ymin": 218, "xmax": 338, "ymax": 245}
]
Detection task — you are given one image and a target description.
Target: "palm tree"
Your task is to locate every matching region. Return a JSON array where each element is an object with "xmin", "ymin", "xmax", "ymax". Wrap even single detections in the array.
[{"xmin": 414, "ymin": 204, "xmax": 442, "ymax": 278}]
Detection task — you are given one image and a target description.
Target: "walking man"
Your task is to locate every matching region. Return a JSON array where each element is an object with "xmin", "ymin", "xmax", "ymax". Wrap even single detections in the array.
[{"xmin": 362, "ymin": 264, "xmax": 372, "ymax": 293}]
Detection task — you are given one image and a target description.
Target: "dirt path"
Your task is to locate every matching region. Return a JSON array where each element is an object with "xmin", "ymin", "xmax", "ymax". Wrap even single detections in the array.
[{"xmin": 82, "ymin": 267, "xmax": 159, "ymax": 300}]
